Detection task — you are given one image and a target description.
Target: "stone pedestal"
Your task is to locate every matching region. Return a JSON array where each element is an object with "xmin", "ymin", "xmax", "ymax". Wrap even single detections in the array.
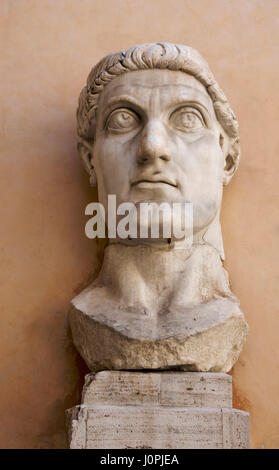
[{"xmin": 66, "ymin": 371, "xmax": 250, "ymax": 449}]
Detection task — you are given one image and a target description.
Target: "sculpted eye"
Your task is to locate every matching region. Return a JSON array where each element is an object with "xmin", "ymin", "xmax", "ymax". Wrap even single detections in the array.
[
  {"xmin": 106, "ymin": 108, "xmax": 140, "ymax": 133},
  {"xmin": 170, "ymin": 107, "xmax": 205, "ymax": 132}
]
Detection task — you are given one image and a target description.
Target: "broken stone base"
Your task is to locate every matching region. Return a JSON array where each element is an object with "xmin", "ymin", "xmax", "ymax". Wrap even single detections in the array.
[
  {"xmin": 69, "ymin": 245, "xmax": 249, "ymax": 374},
  {"xmin": 66, "ymin": 371, "xmax": 250, "ymax": 449}
]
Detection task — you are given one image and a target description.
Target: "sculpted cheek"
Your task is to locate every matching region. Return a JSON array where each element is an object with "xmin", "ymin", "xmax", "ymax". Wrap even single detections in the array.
[
  {"xmin": 173, "ymin": 133, "xmax": 224, "ymax": 232},
  {"xmin": 94, "ymin": 138, "xmax": 135, "ymax": 204}
]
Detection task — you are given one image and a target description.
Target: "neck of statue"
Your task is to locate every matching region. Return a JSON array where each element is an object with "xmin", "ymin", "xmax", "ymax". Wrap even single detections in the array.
[{"xmin": 96, "ymin": 217, "xmax": 231, "ymax": 316}]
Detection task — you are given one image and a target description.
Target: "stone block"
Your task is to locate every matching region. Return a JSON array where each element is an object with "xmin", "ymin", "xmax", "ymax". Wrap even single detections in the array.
[{"xmin": 66, "ymin": 371, "xmax": 249, "ymax": 449}]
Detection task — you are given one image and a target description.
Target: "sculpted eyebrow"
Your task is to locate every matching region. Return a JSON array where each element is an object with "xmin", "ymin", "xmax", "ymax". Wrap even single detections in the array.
[
  {"xmin": 102, "ymin": 92, "xmax": 212, "ymax": 125},
  {"xmin": 106, "ymin": 95, "xmax": 143, "ymax": 110},
  {"xmin": 169, "ymin": 99, "xmax": 210, "ymax": 113}
]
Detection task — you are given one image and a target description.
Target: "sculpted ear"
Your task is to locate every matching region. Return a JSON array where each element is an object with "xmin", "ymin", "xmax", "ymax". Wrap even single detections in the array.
[
  {"xmin": 219, "ymin": 131, "xmax": 240, "ymax": 186},
  {"xmin": 77, "ymin": 140, "xmax": 97, "ymax": 187}
]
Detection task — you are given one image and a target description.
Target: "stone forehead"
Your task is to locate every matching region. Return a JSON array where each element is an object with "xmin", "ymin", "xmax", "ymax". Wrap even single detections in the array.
[
  {"xmin": 99, "ymin": 68, "xmax": 210, "ymax": 94},
  {"xmin": 78, "ymin": 42, "xmax": 239, "ymax": 141},
  {"xmin": 98, "ymin": 69, "xmax": 215, "ymax": 117}
]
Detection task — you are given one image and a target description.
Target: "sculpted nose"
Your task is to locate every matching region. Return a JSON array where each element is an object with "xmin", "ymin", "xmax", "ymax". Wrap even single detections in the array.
[{"xmin": 137, "ymin": 120, "xmax": 170, "ymax": 164}]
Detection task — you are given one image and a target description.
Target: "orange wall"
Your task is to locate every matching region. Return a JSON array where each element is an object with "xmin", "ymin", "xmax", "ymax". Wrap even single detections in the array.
[{"xmin": 0, "ymin": 0, "xmax": 278, "ymax": 448}]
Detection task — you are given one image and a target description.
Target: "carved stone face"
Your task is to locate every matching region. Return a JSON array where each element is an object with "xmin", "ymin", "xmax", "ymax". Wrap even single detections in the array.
[{"xmin": 91, "ymin": 69, "xmax": 227, "ymax": 236}]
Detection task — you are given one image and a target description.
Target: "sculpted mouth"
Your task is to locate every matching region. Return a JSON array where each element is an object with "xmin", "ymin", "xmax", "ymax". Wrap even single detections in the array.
[{"xmin": 131, "ymin": 178, "xmax": 177, "ymax": 188}]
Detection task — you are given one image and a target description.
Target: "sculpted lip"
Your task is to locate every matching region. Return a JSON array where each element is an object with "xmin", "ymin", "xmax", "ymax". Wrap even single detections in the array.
[{"xmin": 131, "ymin": 178, "xmax": 177, "ymax": 188}]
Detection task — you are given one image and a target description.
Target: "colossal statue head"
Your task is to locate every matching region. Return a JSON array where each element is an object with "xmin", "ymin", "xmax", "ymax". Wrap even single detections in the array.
[
  {"xmin": 70, "ymin": 43, "xmax": 248, "ymax": 374},
  {"xmin": 76, "ymin": 43, "xmax": 240, "ymax": 255}
]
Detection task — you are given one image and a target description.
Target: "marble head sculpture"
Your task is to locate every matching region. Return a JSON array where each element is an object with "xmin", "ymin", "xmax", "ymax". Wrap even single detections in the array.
[{"xmin": 70, "ymin": 42, "xmax": 248, "ymax": 373}]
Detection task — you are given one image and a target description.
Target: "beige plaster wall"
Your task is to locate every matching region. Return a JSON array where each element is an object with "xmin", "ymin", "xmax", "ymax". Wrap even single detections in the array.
[{"xmin": 0, "ymin": 0, "xmax": 278, "ymax": 448}]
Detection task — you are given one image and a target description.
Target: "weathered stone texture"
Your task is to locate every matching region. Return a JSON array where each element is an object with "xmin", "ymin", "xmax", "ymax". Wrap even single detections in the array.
[{"xmin": 66, "ymin": 372, "xmax": 249, "ymax": 449}]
